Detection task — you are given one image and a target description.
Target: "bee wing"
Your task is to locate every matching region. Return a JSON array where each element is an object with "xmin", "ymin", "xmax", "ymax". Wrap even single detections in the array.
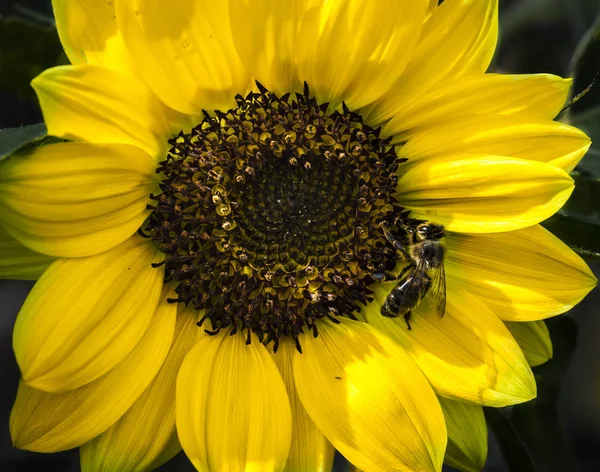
[
  {"xmin": 385, "ymin": 262, "xmax": 424, "ymax": 316},
  {"xmin": 422, "ymin": 262, "xmax": 446, "ymax": 318},
  {"xmin": 403, "ymin": 258, "xmax": 430, "ymax": 300}
]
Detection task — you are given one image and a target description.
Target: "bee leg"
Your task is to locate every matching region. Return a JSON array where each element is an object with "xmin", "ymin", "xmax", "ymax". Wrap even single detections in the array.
[{"xmin": 403, "ymin": 311, "xmax": 412, "ymax": 330}]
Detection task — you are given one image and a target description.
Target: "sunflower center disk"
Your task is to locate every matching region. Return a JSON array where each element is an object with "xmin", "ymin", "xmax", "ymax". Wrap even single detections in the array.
[{"xmin": 142, "ymin": 83, "xmax": 408, "ymax": 350}]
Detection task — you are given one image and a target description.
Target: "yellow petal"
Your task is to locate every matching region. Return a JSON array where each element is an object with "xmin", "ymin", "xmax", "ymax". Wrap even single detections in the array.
[
  {"xmin": 116, "ymin": 0, "xmax": 250, "ymax": 115},
  {"xmin": 380, "ymin": 74, "xmax": 571, "ymax": 139},
  {"xmin": 146, "ymin": 434, "xmax": 183, "ymax": 471},
  {"xmin": 293, "ymin": 0, "xmax": 427, "ymax": 109},
  {"xmin": 13, "ymin": 236, "xmax": 164, "ymax": 392},
  {"xmin": 426, "ymin": 0, "xmax": 438, "ymax": 16},
  {"xmin": 228, "ymin": 0, "xmax": 306, "ymax": 96},
  {"xmin": 364, "ymin": 284, "xmax": 536, "ymax": 407},
  {"xmin": 0, "ymin": 142, "xmax": 155, "ymax": 258},
  {"xmin": 52, "ymin": 0, "xmax": 134, "ymax": 75},
  {"xmin": 400, "ymin": 116, "xmax": 591, "ymax": 172},
  {"xmin": 505, "ymin": 321, "xmax": 553, "ymax": 367},
  {"xmin": 32, "ymin": 64, "xmax": 186, "ymax": 157},
  {"xmin": 176, "ymin": 330, "xmax": 292, "ymax": 472},
  {"xmin": 80, "ymin": 304, "xmax": 203, "ymax": 472},
  {"xmin": 395, "ymin": 154, "xmax": 574, "ymax": 233},
  {"xmin": 438, "ymin": 397, "xmax": 487, "ymax": 472},
  {"xmin": 271, "ymin": 338, "xmax": 335, "ymax": 472},
  {"xmin": 365, "ymin": 0, "xmax": 498, "ymax": 125},
  {"xmin": 10, "ymin": 287, "xmax": 176, "ymax": 452},
  {"xmin": 293, "ymin": 318, "xmax": 446, "ymax": 472},
  {"xmin": 446, "ymin": 225, "xmax": 597, "ymax": 320},
  {"xmin": 0, "ymin": 225, "xmax": 53, "ymax": 280}
]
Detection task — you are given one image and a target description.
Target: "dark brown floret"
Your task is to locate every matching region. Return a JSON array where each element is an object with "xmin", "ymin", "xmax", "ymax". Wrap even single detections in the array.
[{"xmin": 141, "ymin": 83, "xmax": 409, "ymax": 351}]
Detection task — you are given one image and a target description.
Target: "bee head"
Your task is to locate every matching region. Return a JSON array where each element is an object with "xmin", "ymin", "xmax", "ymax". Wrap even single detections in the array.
[{"xmin": 416, "ymin": 223, "xmax": 445, "ymax": 241}]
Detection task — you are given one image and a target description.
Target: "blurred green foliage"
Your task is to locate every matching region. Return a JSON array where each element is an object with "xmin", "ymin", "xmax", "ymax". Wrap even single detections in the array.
[
  {"xmin": 540, "ymin": 11, "xmax": 600, "ymax": 262},
  {"xmin": 569, "ymin": 13, "xmax": 600, "ymax": 179},
  {"xmin": 542, "ymin": 174, "xmax": 600, "ymax": 261},
  {"xmin": 486, "ymin": 317, "xmax": 581, "ymax": 472},
  {"xmin": 0, "ymin": 17, "xmax": 65, "ymax": 99}
]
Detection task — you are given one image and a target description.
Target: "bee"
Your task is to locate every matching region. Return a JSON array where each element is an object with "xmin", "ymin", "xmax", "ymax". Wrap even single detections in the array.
[{"xmin": 374, "ymin": 222, "xmax": 446, "ymax": 330}]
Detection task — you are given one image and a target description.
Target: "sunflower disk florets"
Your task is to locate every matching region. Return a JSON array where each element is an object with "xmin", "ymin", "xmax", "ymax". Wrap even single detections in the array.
[{"xmin": 141, "ymin": 83, "xmax": 411, "ymax": 350}]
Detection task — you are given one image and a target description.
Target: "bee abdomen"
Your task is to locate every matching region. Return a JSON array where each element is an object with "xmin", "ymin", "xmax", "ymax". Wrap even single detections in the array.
[{"xmin": 381, "ymin": 284, "xmax": 413, "ymax": 318}]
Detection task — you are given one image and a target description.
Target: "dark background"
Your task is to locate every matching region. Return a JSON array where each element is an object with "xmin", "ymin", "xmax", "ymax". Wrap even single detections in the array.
[{"xmin": 1, "ymin": 0, "xmax": 600, "ymax": 470}]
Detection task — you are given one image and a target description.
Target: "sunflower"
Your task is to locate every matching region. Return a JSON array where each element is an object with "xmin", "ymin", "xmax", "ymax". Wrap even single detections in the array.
[{"xmin": 1, "ymin": 0, "xmax": 596, "ymax": 471}]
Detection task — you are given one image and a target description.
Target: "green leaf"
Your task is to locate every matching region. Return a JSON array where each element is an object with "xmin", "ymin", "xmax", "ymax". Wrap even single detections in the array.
[
  {"xmin": 0, "ymin": 123, "xmax": 47, "ymax": 161},
  {"xmin": 486, "ymin": 317, "xmax": 582, "ymax": 472}
]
